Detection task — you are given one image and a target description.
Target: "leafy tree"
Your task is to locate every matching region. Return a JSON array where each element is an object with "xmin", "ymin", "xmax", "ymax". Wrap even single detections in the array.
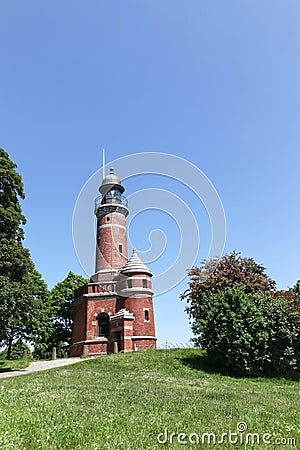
[
  {"xmin": 182, "ymin": 251, "xmax": 276, "ymax": 319},
  {"xmin": 27, "ymin": 268, "xmax": 55, "ymax": 348},
  {"xmin": 182, "ymin": 252, "xmax": 300, "ymax": 376},
  {"xmin": 264, "ymin": 288, "xmax": 300, "ymax": 373},
  {"xmin": 50, "ymin": 271, "xmax": 88, "ymax": 339},
  {"xmin": 0, "ymin": 149, "xmax": 52, "ymax": 359},
  {"xmin": 0, "ymin": 251, "xmax": 52, "ymax": 359},
  {"xmin": 33, "ymin": 272, "xmax": 88, "ymax": 359},
  {"xmin": 0, "ymin": 149, "xmax": 89, "ymax": 360},
  {"xmin": 192, "ymin": 286, "xmax": 300, "ymax": 376},
  {"xmin": 191, "ymin": 286, "xmax": 270, "ymax": 375},
  {"xmin": 0, "ymin": 148, "xmax": 26, "ymax": 242},
  {"xmin": 0, "ymin": 340, "xmax": 32, "ymax": 360},
  {"xmin": 0, "ymin": 149, "xmax": 33, "ymax": 289},
  {"xmin": 0, "ymin": 149, "xmax": 32, "ymax": 357},
  {"xmin": 289, "ymin": 280, "xmax": 300, "ymax": 305}
]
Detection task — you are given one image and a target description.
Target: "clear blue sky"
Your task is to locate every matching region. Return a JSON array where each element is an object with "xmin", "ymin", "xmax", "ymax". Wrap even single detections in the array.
[{"xmin": 1, "ymin": 1, "xmax": 299, "ymax": 346}]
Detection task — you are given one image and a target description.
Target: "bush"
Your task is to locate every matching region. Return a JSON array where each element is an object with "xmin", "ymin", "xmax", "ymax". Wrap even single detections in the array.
[
  {"xmin": 0, "ymin": 340, "xmax": 32, "ymax": 360},
  {"xmin": 183, "ymin": 253, "xmax": 300, "ymax": 377},
  {"xmin": 192, "ymin": 286, "xmax": 270, "ymax": 376},
  {"xmin": 191, "ymin": 286, "xmax": 300, "ymax": 376},
  {"xmin": 33, "ymin": 341, "xmax": 69, "ymax": 360},
  {"xmin": 260, "ymin": 293, "xmax": 300, "ymax": 374}
]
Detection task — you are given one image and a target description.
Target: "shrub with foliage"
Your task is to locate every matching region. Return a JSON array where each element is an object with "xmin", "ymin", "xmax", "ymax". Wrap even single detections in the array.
[
  {"xmin": 33, "ymin": 271, "xmax": 88, "ymax": 359},
  {"xmin": 0, "ymin": 340, "xmax": 32, "ymax": 360},
  {"xmin": 191, "ymin": 286, "xmax": 270, "ymax": 375},
  {"xmin": 263, "ymin": 290, "xmax": 300, "ymax": 373},
  {"xmin": 182, "ymin": 251, "xmax": 276, "ymax": 315},
  {"xmin": 182, "ymin": 252, "xmax": 300, "ymax": 376}
]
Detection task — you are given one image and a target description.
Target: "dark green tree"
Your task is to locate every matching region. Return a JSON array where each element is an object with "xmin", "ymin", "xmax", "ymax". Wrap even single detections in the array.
[
  {"xmin": 0, "ymin": 339, "xmax": 32, "ymax": 360},
  {"xmin": 51, "ymin": 271, "xmax": 88, "ymax": 353},
  {"xmin": 191, "ymin": 286, "xmax": 270, "ymax": 375},
  {"xmin": 290, "ymin": 280, "xmax": 300, "ymax": 304},
  {"xmin": 0, "ymin": 148, "xmax": 26, "ymax": 242},
  {"xmin": 0, "ymin": 149, "xmax": 52, "ymax": 359},
  {"xmin": 182, "ymin": 252, "xmax": 299, "ymax": 376},
  {"xmin": 189, "ymin": 286, "xmax": 300, "ymax": 376},
  {"xmin": 33, "ymin": 271, "xmax": 88, "ymax": 359},
  {"xmin": 0, "ymin": 149, "xmax": 32, "ymax": 296},
  {"xmin": 27, "ymin": 268, "xmax": 55, "ymax": 349},
  {"xmin": 264, "ymin": 288, "xmax": 300, "ymax": 373}
]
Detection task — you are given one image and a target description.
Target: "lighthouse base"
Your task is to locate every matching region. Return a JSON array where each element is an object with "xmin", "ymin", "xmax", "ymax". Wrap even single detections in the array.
[{"xmin": 70, "ymin": 283, "xmax": 157, "ymax": 357}]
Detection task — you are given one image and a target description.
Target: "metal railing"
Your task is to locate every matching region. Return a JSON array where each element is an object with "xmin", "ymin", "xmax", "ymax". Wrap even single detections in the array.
[{"xmin": 158, "ymin": 342, "xmax": 195, "ymax": 350}]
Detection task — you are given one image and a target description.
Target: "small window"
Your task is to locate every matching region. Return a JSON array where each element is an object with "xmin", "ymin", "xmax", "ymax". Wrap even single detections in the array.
[
  {"xmin": 119, "ymin": 244, "xmax": 123, "ymax": 254},
  {"xmin": 98, "ymin": 313, "xmax": 110, "ymax": 338},
  {"xmin": 142, "ymin": 279, "xmax": 147, "ymax": 289},
  {"xmin": 106, "ymin": 216, "xmax": 110, "ymax": 222},
  {"xmin": 127, "ymin": 279, "xmax": 132, "ymax": 288},
  {"xmin": 144, "ymin": 310, "xmax": 149, "ymax": 321}
]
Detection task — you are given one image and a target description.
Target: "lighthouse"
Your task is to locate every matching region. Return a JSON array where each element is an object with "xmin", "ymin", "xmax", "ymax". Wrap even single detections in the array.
[
  {"xmin": 70, "ymin": 168, "xmax": 157, "ymax": 356},
  {"xmin": 94, "ymin": 167, "xmax": 129, "ymax": 282}
]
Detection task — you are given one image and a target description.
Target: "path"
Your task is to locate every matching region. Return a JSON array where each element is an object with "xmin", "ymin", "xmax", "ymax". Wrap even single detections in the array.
[{"xmin": 0, "ymin": 358, "xmax": 87, "ymax": 379}]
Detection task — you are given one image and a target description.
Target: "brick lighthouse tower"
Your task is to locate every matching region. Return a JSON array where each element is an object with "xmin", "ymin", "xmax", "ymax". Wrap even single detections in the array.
[{"xmin": 70, "ymin": 168, "xmax": 157, "ymax": 356}]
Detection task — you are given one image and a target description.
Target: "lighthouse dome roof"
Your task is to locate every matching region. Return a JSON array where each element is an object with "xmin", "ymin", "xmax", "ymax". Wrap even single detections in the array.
[{"xmin": 99, "ymin": 167, "xmax": 124, "ymax": 194}]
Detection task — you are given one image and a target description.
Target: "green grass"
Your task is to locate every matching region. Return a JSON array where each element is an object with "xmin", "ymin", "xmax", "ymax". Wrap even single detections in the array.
[
  {"xmin": 0, "ymin": 349, "xmax": 298, "ymax": 449},
  {"xmin": 0, "ymin": 358, "xmax": 29, "ymax": 372}
]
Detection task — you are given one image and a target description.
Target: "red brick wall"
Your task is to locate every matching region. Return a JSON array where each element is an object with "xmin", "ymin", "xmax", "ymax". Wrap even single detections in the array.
[
  {"xmin": 95, "ymin": 212, "xmax": 128, "ymax": 273},
  {"xmin": 70, "ymin": 342, "xmax": 84, "ymax": 356},
  {"xmin": 71, "ymin": 299, "xmax": 87, "ymax": 345},
  {"xmin": 118, "ymin": 273, "xmax": 152, "ymax": 291},
  {"xmin": 124, "ymin": 295, "xmax": 156, "ymax": 340},
  {"xmin": 71, "ymin": 292, "xmax": 119, "ymax": 356},
  {"xmin": 85, "ymin": 342, "xmax": 108, "ymax": 355},
  {"xmin": 132, "ymin": 339, "xmax": 156, "ymax": 350},
  {"xmin": 71, "ymin": 274, "xmax": 157, "ymax": 355},
  {"xmin": 85, "ymin": 297, "xmax": 117, "ymax": 340}
]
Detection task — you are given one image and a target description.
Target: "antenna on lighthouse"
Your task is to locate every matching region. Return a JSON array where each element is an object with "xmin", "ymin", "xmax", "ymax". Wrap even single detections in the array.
[{"xmin": 102, "ymin": 148, "xmax": 105, "ymax": 179}]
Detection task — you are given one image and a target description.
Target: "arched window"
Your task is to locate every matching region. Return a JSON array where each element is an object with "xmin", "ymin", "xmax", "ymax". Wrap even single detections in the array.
[{"xmin": 98, "ymin": 313, "xmax": 110, "ymax": 338}]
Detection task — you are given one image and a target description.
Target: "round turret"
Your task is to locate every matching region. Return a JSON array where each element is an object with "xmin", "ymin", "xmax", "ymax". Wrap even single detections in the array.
[{"xmin": 117, "ymin": 248, "xmax": 153, "ymax": 298}]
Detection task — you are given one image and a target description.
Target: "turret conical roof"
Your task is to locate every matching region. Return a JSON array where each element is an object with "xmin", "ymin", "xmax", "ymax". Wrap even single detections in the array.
[{"xmin": 119, "ymin": 248, "xmax": 152, "ymax": 276}]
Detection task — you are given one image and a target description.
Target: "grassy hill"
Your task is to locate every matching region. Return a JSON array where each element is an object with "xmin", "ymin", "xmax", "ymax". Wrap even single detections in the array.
[{"xmin": 0, "ymin": 349, "xmax": 298, "ymax": 449}]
